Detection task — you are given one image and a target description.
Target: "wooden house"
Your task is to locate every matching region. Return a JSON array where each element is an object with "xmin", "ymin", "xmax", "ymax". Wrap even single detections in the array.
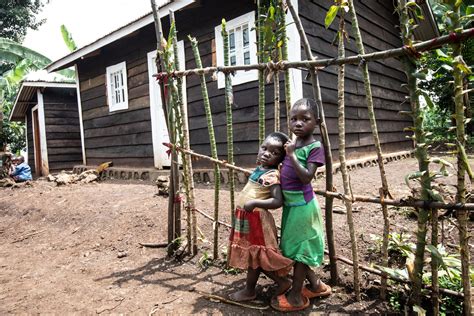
[
  {"xmin": 10, "ymin": 71, "xmax": 82, "ymax": 176},
  {"xmin": 46, "ymin": 0, "xmax": 438, "ymax": 168}
]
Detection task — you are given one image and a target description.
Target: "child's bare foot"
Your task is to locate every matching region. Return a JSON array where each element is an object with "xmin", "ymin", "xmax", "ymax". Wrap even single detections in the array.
[
  {"xmin": 276, "ymin": 278, "xmax": 292, "ymax": 295},
  {"xmin": 228, "ymin": 288, "xmax": 257, "ymax": 302}
]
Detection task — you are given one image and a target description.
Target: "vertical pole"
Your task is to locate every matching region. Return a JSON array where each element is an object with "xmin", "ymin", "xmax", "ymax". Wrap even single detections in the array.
[
  {"xmin": 150, "ymin": 0, "xmax": 177, "ymax": 253},
  {"xmin": 336, "ymin": 7, "xmax": 360, "ymax": 300},
  {"xmin": 257, "ymin": 0, "xmax": 266, "ymax": 144},
  {"xmin": 222, "ymin": 20, "xmax": 236, "ymax": 218},
  {"xmin": 286, "ymin": 0, "xmax": 338, "ymax": 284},
  {"xmin": 346, "ymin": 0, "xmax": 389, "ymax": 299}
]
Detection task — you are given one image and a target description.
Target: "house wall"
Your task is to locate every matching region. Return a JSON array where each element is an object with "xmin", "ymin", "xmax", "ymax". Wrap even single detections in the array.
[
  {"xmin": 76, "ymin": 0, "xmax": 412, "ymax": 169},
  {"xmin": 26, "ymin": 110, "xmax": 35, "ymax": 175},
  {"xmin": 299, "ymin": 0, "xmax": 413, "ymax": 159},
  {"xmin": 43, "ymin": 88, "xmax": 82, "ymax": 172}
]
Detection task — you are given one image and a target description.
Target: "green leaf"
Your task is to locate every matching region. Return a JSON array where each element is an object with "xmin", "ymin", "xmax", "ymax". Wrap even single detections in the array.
[
  {"xmin": 436, "ymin": 49, "xmax": 448, "ymax": 58},
  {"xmin": 325, "ymin": 5, "xmax": 339, "ymax": 29},
  {"xmin": 467, "ymin": 5, "xmax": 474, "ymax": 15},
  {"xmin": 60, "ymin": 24, "xmax": 77, "ymax": 52}
]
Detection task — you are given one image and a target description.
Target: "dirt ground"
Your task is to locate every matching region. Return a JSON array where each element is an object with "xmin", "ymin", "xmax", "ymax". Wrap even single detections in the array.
[{"xmin": 0, "ymin": 155, "xmax": 472, "ymax": 314}]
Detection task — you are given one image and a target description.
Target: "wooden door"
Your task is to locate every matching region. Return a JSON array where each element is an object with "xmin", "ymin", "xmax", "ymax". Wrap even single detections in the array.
[
  {"xmin": 147, "ymin": 41, "xmax": 187, "ymax": 169},
  {"xmin": 32, "ymin": 109, "xmax": 42, "ymax": 176}
]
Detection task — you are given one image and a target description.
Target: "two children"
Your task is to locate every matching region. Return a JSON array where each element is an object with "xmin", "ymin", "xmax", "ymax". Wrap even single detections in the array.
[{"xmin": 227, "ymin": 98, "xmax": 331, "ymax": 311}]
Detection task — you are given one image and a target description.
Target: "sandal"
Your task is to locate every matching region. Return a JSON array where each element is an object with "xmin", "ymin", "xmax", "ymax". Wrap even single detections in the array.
[
  {"xmin": 302, "ymin": 282, "xmax": 332, "ymax": 299},
  {"xmin": 270, "ymin": 294, "xmax": 310, "ymax": 312}
]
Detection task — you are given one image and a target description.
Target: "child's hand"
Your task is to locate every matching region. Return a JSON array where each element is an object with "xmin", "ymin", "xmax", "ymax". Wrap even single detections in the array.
[
  {"xmin": 284, "ymin": 140, "xmax": 296, "ymax": 155},
  {"xmin": 243, "ymin": 201, "xmax": 256, "ymax": 212}
]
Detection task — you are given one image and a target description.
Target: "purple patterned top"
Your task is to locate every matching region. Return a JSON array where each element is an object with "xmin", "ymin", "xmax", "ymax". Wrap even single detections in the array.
[{"xmin": 280, "ymin": 141, "xmax": 325, "ymax": 203}]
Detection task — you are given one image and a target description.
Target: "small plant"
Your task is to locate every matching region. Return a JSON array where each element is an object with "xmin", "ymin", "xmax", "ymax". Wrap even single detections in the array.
[
  {"xmin": 198, "ymin": 250, "xmax": 212, "ymax": 269},
  {"xmin": 388, "ymin": 290, "xmax": 403, "ymax": 312}
]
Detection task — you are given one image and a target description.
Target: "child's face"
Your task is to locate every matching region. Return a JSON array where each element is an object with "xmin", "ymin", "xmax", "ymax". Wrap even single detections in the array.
[
  {"xmin": 257, "ymin": 137, "xmax": 285, "ymax": 168},
  {"xmin": 289, "ymin": 104, "xmax": 317, "ymax": 138}
]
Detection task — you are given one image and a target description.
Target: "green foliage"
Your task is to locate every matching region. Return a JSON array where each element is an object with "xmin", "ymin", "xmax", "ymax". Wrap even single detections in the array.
[
  {"xmin": 324, "ymin": 0, "xmax": 349, "ymax": 29},
  {"xmin": 60, "ymin": 25, "xmax": 77, "ymax": 52},
  {"xmin": 257, "ymin": 0, "xmax": 287, "ymax": 62},
  {"xmin": 0, "ymin": 0, "xmax": 45, "ymax": 43},
  {"xmin": 198, "ymin": 250, "xmax": 212, "ymax": 269}
]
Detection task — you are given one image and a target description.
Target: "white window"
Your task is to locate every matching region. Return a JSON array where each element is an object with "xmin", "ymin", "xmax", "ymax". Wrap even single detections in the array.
[
  {"xmin": 106, "ymin": 61, "xmax": 129, "ymax": 111},
  {"xmin": 215, "ymin": 11, "xmax": 258, "ymax": 89}
]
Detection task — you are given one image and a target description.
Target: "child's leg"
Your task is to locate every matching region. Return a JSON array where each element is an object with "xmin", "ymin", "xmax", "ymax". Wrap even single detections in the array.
[
  {"xmin": 305, "ymin": 267, "xmax": 327, "ymax": 292},
  {"xmin": 262, "ymin": 270, "xmax": 292, "ymax": 295},
  {"xmin": 284, "ymin": 261, "xmax": 307, "ymax": 306},
  {"xmin": 229, "ymin": 267, "xmax": 260, "ymax": 301}
]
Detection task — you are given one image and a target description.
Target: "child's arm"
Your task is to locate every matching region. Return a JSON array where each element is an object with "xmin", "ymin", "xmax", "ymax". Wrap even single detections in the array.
[
  {"xmin": 285, "ymin": 140, "xmax": 319, "ymax": 184},
  {"xmin": 243, "ymin": 184, "xmax": 283, "ymax": 211}
]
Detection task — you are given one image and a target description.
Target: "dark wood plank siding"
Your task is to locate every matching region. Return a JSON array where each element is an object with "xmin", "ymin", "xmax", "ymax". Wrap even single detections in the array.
[
  {"xmin": 179, "ymin": 0, "xmax": 280, "ymax": 168},
  {"xmin": 43, "ymin": 88, "xmax": 82, "ymax": 172},
  {"xmin": 77, "ymin": 24, "xmax": 157, "ymax": 168},
  {"xmin": 299, "ymin": 0, "xmax": 413, "ymax": 160},
  {"xmin": 26, "ymin": 109, "xmax": 35, "ymax": 175}
]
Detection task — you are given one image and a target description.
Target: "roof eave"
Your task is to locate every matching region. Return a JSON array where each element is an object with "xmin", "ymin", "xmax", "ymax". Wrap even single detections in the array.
[
  {"xmin": 9, "ymin": 82, "xmax": 77, "ymax": 121},
  {"xmin": 46, "ymin": 0, "xmax": 195, "ymax": 73}
]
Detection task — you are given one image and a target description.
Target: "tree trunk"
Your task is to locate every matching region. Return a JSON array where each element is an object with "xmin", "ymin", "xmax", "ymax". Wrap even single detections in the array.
[{"xmin": 258, "ymin": 0, "xmax": 266, "ymax": 144}]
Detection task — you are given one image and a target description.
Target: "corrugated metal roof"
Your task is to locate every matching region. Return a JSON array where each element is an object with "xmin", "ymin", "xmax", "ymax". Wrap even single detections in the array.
[{"xmin": 9, "ymin": 71, "xmax": 77, "ymax": 121}]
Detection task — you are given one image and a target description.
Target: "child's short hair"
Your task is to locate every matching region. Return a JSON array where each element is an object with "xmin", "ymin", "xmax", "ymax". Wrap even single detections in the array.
[
  {"xmin": 293, "ymin": 98, "xmax": 321, "ymax": 120},
  {"xmin": 267, "ymin": 132, "xmax": 289, "ymax": 146}
]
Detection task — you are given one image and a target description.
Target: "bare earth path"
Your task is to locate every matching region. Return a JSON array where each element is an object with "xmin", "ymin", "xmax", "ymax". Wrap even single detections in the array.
[{"xmin": 0, "ymin": 156, "xmax": 471, "ymax": 314}]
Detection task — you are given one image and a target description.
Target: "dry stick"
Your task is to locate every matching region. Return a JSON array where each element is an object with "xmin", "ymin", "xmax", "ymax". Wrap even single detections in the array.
[
  {"xmin": 257, "ymin": 0, "xmax": 266, "ymax": 144},
  {"xmin": 397, "ymin": 0, "xmax": 432, "ymax": 307},
  {"xmin": 163, "ymin": 143, "xmax": 252, "ymax": 175},
  {"xmin": 314, "ymin": 190, "xmax": 474, "ymax": 210},
  {"xmin": 450, "ymin": 5, "xmax": 472, "ymax": 315},
  {"xmin": 286, "ymin": 0, "xmax": 338, "ymax": 284},
  {"xmin": 169, "ymin": 11, "xmax": 197, "ymax": 256},
  {"xmin": 189, "ymin": 36, "xmax": 221, "ymax": 260},
  {"xmin": 330, "ymin": 251, "xmax": 464, "ymax": 298},
  {"xmin": 190, "ymin": 289, "xmax": 269, "ymax": 310},
  {"xmin": 193, "ymin": 207, "xmax": 232, "ymax": 229},
  {"xmin": 155, "ymin": 28, "xmax": 474, "ymax": 78},
  {"xmin": 150, "ymin": 0, "xmax": 177, "ymax": 251},
  {"xmin": 347, "ymin": 0, "xmax": 389, "ymax": 300},
  {"xmin": 221, "ymin": 20, "xmax": 236, "ymax": 219},
  {"xmin": 166, "ymin": 141, "xmax": 474, "ymax": 211},
  {"xmin": 336, "ymin": 7, "xmax": 360, "ymax": 300}
]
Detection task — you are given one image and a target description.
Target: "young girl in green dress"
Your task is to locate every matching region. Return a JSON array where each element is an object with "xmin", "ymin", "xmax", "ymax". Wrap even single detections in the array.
[
  {"xmin": 227, "ymin": 132, "xmax": 293, "ymax": 302},
  {"xmin": 271, "ymin": 98, "xmax": 331, "ymax": 312}
]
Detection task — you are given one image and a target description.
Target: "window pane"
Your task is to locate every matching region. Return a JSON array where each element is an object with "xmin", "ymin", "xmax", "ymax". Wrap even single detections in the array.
[
  {"xmin": 229, "ymin": 31, "xmax": 235, "ymax": 51},
  {"xmin": 244, "ymin": 51, "xmax": 250, "ymax": 65},
  {"xmin": 242, "ymin": 26, "xmax": 249, "ymax": 47},
  {"xmin": 230, "ymin": 55, "xmax": 236, "ymax": 66}
]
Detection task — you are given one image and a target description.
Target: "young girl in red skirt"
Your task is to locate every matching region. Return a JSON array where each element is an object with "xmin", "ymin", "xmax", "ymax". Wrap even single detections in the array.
[{"xmin": 227, "ymin": 132, "xmax": 293, "ymax": 302}]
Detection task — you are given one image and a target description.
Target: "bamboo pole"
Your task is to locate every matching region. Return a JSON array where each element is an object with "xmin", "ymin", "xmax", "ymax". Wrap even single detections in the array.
[
  {"xmin": 397, "ymin": 0, "xmax": 433, "ymax": 307},
  {"xmin": 347, "ymin": 0, "xmax": 389, "ymax": 300},
  {"xmin": 257, "ymin": 0, "xmax": 266, "ymax": 144},
  {"xmin": 274, "ymin": 70, "xmax": 280, "ymax": 131},
  {"xmin": 189, "ymin": 36, "xmax": 221, "ymax": 260},
  {"xmin": 336, "ymin": 7, "xmax": 360, "ymax": 300},
  {"xmin": 154, "ymin": 28, "xmax": 474, "ymax": 78},
  {"xmin": 281, "ymin": 0, "xmax": 292, "ymax": 135},
  {"xmin": 286, "ymin": 0, "xmax": 338, "ymax": 284},
  {"xmin": 168, "ymin": 13, "xmax": 184, "ymax": 254},
  {"xmin": 450, "ymin": 3, "xmax": 472, "ymax": 314},
  {"xmin": 221, "ymin": 20, "xmax": 236, "ymax": 222},
  {"xmin": 150, "ymin": 0, "xmax": 178, "ymax": 253},
  {"xmin": 169, "ymin": 11, "xmax": 197, "ymax": 255},
  {"xmin": 431, "ymin": 208, "xmax": 439, "ymax": 315}
]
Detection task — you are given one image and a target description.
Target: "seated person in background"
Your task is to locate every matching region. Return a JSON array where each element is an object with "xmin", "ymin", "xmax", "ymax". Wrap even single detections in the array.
[{"xmin": 10, "ymin": 156, "xmax": 32, "ymax": 182}]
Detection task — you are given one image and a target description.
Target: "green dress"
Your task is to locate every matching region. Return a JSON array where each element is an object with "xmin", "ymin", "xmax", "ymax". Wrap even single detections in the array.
[{"xmin": 279, "ymin": 141, "xmax": 325, "ymax": 266}]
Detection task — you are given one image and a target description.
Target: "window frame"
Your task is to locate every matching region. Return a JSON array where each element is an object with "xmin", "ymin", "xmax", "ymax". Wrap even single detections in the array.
[
  {"xmin": 214, "ymin": 11, "xmax": 257, "ymax": 89},
  {"xmin": 106, "ymin": 61, "xmax": 129, "ymax": 112}
]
